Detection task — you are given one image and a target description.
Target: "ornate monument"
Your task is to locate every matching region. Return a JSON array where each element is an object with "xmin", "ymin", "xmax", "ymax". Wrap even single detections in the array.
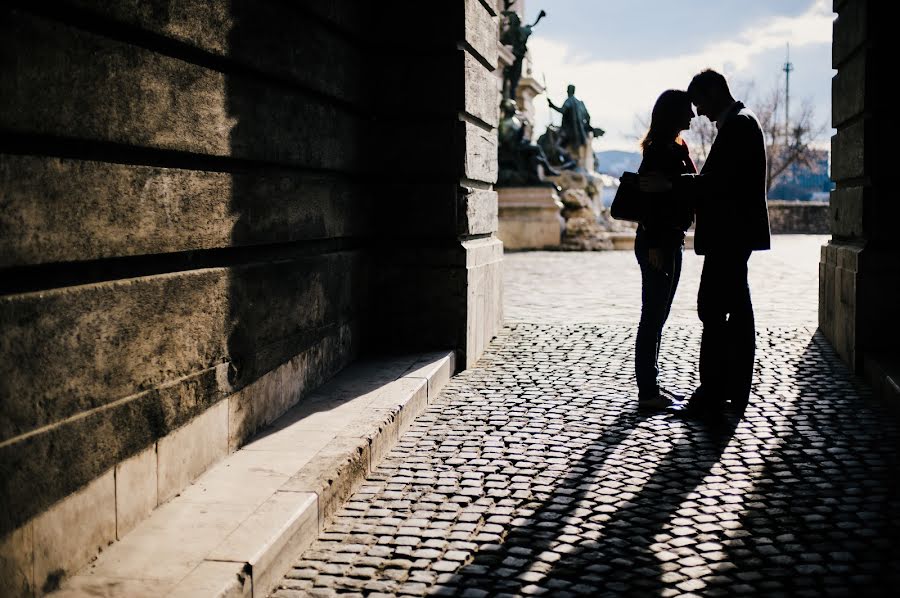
[{"xmin": 495, "ymin": 3, "xmax": 563, "ymax": 250}]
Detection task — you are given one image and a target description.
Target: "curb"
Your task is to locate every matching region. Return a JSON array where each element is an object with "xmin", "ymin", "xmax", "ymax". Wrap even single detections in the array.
[{"xmin": 53, "ymin": 351, "xmax": 455, "ymax": 597}]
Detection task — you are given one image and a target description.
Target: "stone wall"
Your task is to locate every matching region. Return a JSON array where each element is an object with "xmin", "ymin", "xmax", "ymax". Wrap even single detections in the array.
[
  {"xmin": 820, "ymin": 0, "xmax": 899, "ymax": 373},
  {"xmin": 0, "ymin": 2, "xmax": 503, "ymax": 594},
  {"xmin": 767, "ymin": 200, "xmax": 829, "ymax": 234}
]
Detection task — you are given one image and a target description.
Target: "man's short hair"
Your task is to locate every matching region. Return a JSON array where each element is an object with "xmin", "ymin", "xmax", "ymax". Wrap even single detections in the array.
[{"xmin": 688, "ymin": 69, "xmax": 730, "ymax": 97}]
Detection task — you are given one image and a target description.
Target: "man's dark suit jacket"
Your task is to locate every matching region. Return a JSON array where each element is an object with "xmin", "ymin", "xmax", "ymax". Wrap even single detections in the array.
[{"xmin": 679, "ymin": 101, "xmax": 771, "ymax": 255}]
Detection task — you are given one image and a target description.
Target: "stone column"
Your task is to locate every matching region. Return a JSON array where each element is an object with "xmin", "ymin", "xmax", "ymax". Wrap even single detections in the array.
[
  {"xmin": 821, "ymin": 1, "xmax": 899, "ymax": 388},
  {"xmin": 370, "ymin": 0, "xmax": 503, "ymax": 369}
]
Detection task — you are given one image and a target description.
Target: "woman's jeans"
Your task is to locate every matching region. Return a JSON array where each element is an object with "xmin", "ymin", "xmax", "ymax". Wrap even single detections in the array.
[{"xmin": 634, "ymin": 236, "xmax": 683, "ymax": 399}]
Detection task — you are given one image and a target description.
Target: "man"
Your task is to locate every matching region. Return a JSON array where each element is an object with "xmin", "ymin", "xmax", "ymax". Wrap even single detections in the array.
[
  {"xmin": 641, "ymin": 69, "xmax": 770, "ymax": 418},
  {"xmin": 548, "ymin": 84, "xmax": 604, "ymax": 172}
]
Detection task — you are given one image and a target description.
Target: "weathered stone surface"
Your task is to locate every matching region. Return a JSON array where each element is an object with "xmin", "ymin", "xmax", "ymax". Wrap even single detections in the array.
[
  {"xmin": 458, "ymin": 188, "xmax": 499, "ymax": 236},
  {"xmin": 497, "ymin": 187, "xmax": 563, "ymax": 250},
  {"xmin": 0, "ymin": 11, "xmax": 363, "ymax": 170},
  {"xmin": 832, "ymin": 0, "xmax": 867, "ymax": 67},
  {"xmin": 767, "ymin": 201, "xmax": 829, "ymax": 234},
  {"xmin": 282, "ymin": 436, "xmax": 371, "ymax": 526},
  {"xmin": 461, "ymin": 121, "xmax": 499, "ymax": 184},
  {"xmin": 465, "ymin": 51, "xmax": 501, "ymax": 127},
  {"xmin": 0, "ymin": 155, "xmax": 372, "ymax": 268},
  {"xmin": 830, "ymin": 120, "xmax": 866, "ymax": 181},
  {"xmin": 464, "ymin": 237, "xmax": 503, "ymax": 368},
  {"xmin": 33, "ymin": 470, "xmax": 116, "ymax": 595},
  {"xmin": 57, "ymin": 0, "xmax": 367, "ymax": 105},
  {"xmin": 0, "ymin": 524, "xmax": 33, "ymax": 598},
  {"xmin": 0, "ymin": 364, "xmax": 221, "ymax": 539},
  {"xmin": 115, "ymin": 444, "xmax": 158, "ymax": 539},
  {"xmin": 464, "ymin": 0, "xmax": 498, "ymax": 67},
  {"xmin": 831, "ymin": 50, "xmax": 866, "ymax": 127},
  {"xmin": 157, "ymin": 400, "xmax": 229, "ymax": 503},
  {"xmin": 0, "ymin": 252, "xmax": 363, "ymax": 441},
  {"xmin": 829, "ymin": 187, "xmax": 865, "ymax": 238}
]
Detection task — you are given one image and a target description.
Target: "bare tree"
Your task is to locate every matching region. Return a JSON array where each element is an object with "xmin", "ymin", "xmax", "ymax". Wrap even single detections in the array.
[{"xmin": 659, "ymin": 79, "xmax": 828, "ymax": 189}]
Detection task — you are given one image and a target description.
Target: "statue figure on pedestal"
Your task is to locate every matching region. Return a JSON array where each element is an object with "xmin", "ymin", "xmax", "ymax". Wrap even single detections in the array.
[
  {"xmin": 548, "ymin": 84, "xmax": 605, "ymax": 172},
  {"xmin": 500, "ymin": 8, "xmax": 547, "ymax": 100},
  {"xmin": 497, "ymin": 99, "xmax": 559, "ymax": 187}
]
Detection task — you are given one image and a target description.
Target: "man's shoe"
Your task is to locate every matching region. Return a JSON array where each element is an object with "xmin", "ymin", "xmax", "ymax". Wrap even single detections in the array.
[{"xmin": 638, "ymin": 392, "xmax": 677, "ymax": 411}]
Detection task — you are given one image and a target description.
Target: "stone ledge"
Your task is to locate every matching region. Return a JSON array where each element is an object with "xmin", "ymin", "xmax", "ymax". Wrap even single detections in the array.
[{"xmin": 48, "ymin": 351, "xmax": 455, "ymax": 598}]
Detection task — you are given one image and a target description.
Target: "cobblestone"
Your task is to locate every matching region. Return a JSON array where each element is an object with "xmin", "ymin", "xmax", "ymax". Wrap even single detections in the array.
[{"xmin": 273, "ymin": 240, "xmax": 900, "ymax": 597}]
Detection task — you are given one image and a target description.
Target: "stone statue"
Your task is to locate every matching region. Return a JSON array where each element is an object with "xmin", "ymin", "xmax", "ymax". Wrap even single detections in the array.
[
  {"xmin": 548, "ymin": 84, "xmax": 605, "ymax": 172},
  {"xmin": 497, "ymin": 99, "xmax": 559, "ymax": 187},
  {"xmin": 537, "ymin": 125, "xmax": 577, "ymax": 171},
  {"xmin": 500, "ymin": 8, "xmax": 547, "ymax": 100}
]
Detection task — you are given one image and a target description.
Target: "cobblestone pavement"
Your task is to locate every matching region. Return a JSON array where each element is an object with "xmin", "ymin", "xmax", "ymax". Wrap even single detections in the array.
[
  {"xmin": 503, "ymin": 235, "xmax": 827, "ymax": 327},
  {"xmin": 274, "ymin": 237, "xmax": 900, "ymax": 597}
]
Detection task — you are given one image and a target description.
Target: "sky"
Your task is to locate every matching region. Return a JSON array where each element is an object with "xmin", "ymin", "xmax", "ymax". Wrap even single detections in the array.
[{"xmin": 521, "ymin": 0, "xmax": 835, "ymax": 153}]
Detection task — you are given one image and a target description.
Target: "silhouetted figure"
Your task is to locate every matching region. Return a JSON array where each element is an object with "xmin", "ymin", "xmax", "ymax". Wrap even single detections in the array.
[
  {"xmin": 633, "ymin": 90, "xmax": 697, "ymax": 410},
  {"xmin": 548, "ymin": 84, "xmax": 604, "ymax": 172},
  {"xmin": 536, "ymin": 125, "xmax": 577, "ymax": 170},
  {"xmin": 641, "ymin": 69, "xmax": 770, "ymax": 418},
  {"xmin": 500, "ymin": 9, "xmax": 546, "ymax": 100},
  {"xmin": 497, "ymin": 99, "xmax": 559, "ymax": 186}
]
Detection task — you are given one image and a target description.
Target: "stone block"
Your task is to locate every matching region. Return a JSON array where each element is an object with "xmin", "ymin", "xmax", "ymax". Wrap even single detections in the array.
[
  {"xmin": 281, "ymin": 436, "xmax": 371, "ymax": 526},
  {"xmin": 832, "ymin": 0, "xmax": 866, "ymax": 68},
  {"xmin": 464, "ymin": 0, "xmax": 499, "ymax": 67},
  {"xmin": 158, "ymin": 400, "xmax": 228, "ymax": 503},
  {"xmin": 832, "ymin": 51, "xmax": 866, "ymax": 127},
  {"xmin": 207, "ymin": 491, "xmax": 318, "ymax": 598},
  {"xmin": 464, "ymin": 238, "xmax": 504, "ymax": 368},
  {"xmin": 497, "ymin": 187, "xmax": 564, "ymax": 250},
  {"xmin": 0, "ymin": 155, "xmax": 373, "ymax": 268},
  {"xmin": 77, "ymin": 499, "xmax": 256, "ymax": 585},
  {"xmin": 0, "ymin": 11, "xmax": 363, "ymax": 171},
  {"xmin": 830, "ymin": 121, "xmax": 866, "ymax": 182},
  {"xmin": 175, "ymin": 447, "xmax": 303, "ymax": 508},
  {"xmin": 0, "ymin": 364, "xmax": 221, "ymax": 539},
  {"xmin": 168, "ymin": 561, "xmax": 251, "ymax": 598},
  {"xmin": 829, "ymin": 187, "xmax": 865, "ymax": 238},
  {"xmin": 228, "ymin": 364, "xmax": 285, "ymax": 454},
  {"xmin": 33, "ymin": 470, "xmax": 116, "ymax": 596},
  {"xmin": 51, "ymin": 577, "xmax": 169, "ymax": 597},
  {"xmin": 459, "ymin": 187, "xmax": 499, "ymax": 236},
  {"xmin": 0, "ymin": 523, "xmax": 33, "ymax": 598},
  {"xmin": 465, "ymin": 51, "xmax": 501, "ymax": 127},
  {"xmin": 0, "ymin": 269, "xmax": 230, "ymax": 441},
  {"xmin": 403, "ymin": 351, "xmax": 457, "ymax": 398},
  {"xmin": 55, "ymin": 0, "xmax": 366, "ymax": 105},
  {"xmin": 461, "ymin": 120, "xmax": 499, "ymax": 184},
  {"xmin": 115, "ymin": 444, "xmax": 158, "ymax": 539}
]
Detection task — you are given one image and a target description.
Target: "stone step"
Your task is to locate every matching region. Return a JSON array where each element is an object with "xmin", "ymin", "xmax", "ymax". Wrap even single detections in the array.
[{"xmin": 50, "ymin": 351, "xmax": 454, "ymax": 598}]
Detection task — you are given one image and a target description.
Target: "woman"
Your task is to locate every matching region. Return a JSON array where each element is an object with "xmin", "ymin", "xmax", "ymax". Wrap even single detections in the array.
[{"xmin": 634, "ymin": 89, "xmax": 697, "ymax": 410}]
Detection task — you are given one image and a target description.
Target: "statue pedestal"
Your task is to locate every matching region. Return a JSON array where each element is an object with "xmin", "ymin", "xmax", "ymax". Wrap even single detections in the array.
[{"xmin": 497, "ymin": 187, "xmax": 564, "ymax": 250}]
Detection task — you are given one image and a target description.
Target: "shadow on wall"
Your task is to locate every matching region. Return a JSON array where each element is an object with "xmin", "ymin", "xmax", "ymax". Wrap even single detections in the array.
[{"xmin": 223, "ymin": 2, "xmax": 374, "ymax": 444}]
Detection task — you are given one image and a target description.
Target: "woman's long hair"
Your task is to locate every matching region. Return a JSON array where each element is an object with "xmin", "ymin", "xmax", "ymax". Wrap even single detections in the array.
[{"xmin": 640, "ymin": 89, "xmax": 691, "ymax": 151}]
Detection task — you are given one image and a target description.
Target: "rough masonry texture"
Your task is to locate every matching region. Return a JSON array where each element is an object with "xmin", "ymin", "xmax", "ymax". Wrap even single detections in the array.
[
  {"xmin": 0, "ymin": 1, "xmax": 503, "ymax": 591},
  {"xmin": 271, "ymin": 239, "xmax": 900, "ymax": 597},
  {"xmin": 820, "ymin": 0, "xmax": 899, "ymax": 383}
]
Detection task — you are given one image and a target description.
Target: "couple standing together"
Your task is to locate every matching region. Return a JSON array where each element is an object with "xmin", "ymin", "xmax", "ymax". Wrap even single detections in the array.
[{"xmin": 632, "ymin": 69, "xmax": 770, "ymax": 419}]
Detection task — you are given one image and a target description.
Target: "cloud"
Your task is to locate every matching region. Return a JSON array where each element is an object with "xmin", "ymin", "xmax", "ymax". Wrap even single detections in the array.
[{"xmin": 526, "ymin": 0, "xmax": 834, "ymax": 152}]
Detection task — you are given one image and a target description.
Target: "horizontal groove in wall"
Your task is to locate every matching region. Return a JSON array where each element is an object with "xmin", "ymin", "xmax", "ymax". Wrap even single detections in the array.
[
  {"xmin": 0, "ymin": 238, "xmax": 365, "ymax": 296},
  {"xmin": 9, "ymin": 2, "xmax": 370, "ymax": 118},
  {"xmin": 0, "ymin": 132, "xmax": 370, "ymax": 179}
]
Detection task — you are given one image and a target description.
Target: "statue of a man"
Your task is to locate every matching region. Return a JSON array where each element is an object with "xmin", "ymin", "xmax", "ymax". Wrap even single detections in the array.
[
  {"xmin": 497, "ymin": 99, "xmax": 559, "ymax": 186},
  {"xmin": 548, "ymin": 84, "xmax": 604, "ymax": 172},
  {"xmin": 500, "ymin": 9, "xmax": 546, "ymax": 100}
]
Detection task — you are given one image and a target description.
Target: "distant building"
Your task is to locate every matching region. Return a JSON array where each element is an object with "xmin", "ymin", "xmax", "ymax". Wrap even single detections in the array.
[{"xmin": 769, "ymin": 149, "xmax": 833, "ymax": 201}]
